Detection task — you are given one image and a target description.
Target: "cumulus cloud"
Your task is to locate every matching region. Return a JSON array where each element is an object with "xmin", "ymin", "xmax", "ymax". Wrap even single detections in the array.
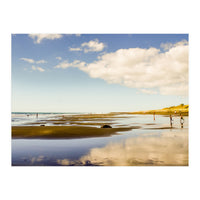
[
  {"xmin": 54, "ymin": 60, "xmax": 86, "ymax": 69},
  {"xmin": 68, "ymin": 39, "xmax": 106, "ymax": 53},
  {"xmin": 69, "ymin": 47, "xmax": 82, "ymax": 51},
  {"xmin": 55, "ymin": 40, "xmax": 188, "ymax": 96},
  {"xmin": 54, "ymin": 61, "xmax": 71, "ymax": 69},
  {"xmin": 28, "ymin": 34, "xmax": 63, "ymax": 44},
  {"xmin": 81, "ymin": 39, "xmax": 106, "ymax": 52},
  {"xmin": 32, "ymin": 65, "xmax": 45, "ymax": 72},
  {"xmin": 160, "ymin": 39, "xmax": 188, "ymax": 51},
  {"xmin": 20, "ymin": 58, "xmax": 35, "ymax": 63},
  {"xmin": 20, "ymin": 58, "xmax": 47, "ymax": 64},
  {"xmin": 36, "ymin": 60, "xmax": 47, "ymax": 64}
]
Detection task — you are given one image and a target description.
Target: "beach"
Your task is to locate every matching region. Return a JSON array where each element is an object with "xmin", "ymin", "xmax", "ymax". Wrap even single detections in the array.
[
  {"xmin": 12, "ymin": 112, "xmax": 188, "ymax": 166},
  {"xmin": 12, "ymin": 126, "xmax": 135, "ymax": 139}
]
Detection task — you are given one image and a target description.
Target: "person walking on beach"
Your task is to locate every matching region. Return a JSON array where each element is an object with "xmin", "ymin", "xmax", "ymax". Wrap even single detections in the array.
[
  {"xmin": 170, "ymin": 114, "xmax": 173, "ymax": 128},
  {"xmin": 36, "ymin": 113, "xmax": 38, "ymax": 118},
  {"xmin": 153, "ymin": 112, "xmax": 155, "ymax": 121},
  {"xmin": 180, "ymin": 114, "xmax": 184, "ymax": 128}
]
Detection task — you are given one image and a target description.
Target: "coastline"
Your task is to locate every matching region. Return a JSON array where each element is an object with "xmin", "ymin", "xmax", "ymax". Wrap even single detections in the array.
[
  {"xmin": 12, "ymin": 112, "xmax": 188, "ymax": 166},
  {"xmin": 11, "ymin": 109, "xmax": 188, "ymax": 139}
]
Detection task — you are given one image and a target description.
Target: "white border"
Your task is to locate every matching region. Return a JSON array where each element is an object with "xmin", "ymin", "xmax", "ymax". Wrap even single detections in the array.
[{"xmin": 1, "ymin": 0, "xmax": 200, "ymax": 200}]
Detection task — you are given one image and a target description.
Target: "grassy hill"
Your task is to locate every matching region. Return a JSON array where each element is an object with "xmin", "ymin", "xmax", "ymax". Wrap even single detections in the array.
[{"xmin": 131, "ymin": 104, "xmax": 189, "ymax": 116}]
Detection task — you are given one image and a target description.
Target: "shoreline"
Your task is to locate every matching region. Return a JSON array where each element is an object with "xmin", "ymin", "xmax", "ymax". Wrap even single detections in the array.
[
  {"xmin": 12, "ymin": 111, "xmax": 188, "ymax": 139},
  {"xmin": 12, "ymin": 113, "xmax": 188, "ymax": 166}
]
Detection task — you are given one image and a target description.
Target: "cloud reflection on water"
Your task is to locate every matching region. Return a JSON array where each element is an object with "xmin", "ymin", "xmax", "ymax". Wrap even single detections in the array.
[{"xmin": 57, "ymin": 130, "xmax": 188, "ymax": 166}]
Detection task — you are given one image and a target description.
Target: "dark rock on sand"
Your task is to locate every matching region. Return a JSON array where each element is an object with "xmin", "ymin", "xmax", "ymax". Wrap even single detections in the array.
[{"xmin": 101, "ymin": 124, "xmax": 112, "ymax": 128}]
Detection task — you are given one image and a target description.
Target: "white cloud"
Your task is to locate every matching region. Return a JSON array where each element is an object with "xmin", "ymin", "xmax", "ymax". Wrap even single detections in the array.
[
  {"xmin": 20, "ymin": 58, "xmax": 35, "ymax": 63},
  {"xmin": 160, "ymin": 39, "xmax": 188, "ymax": 51},
  {"xmin": 160, "ymin": 42, "xmax": 174, "ymax": 51},
  {"xmin": 20, "ymin": 58, "xmax": 47, "ymax": 64},
  {"xmin": 28, "ymin": 34, "xmax": 63, "ymax": 44},
  {"xmin": 54, "ymin": 61, "xmax": 71, "ymax": 69},
  {"xmin": 32, "ymin": 65, "xmax": 45, "ymax": 72},
  {"xmin": 69, "ymin": 47, "xmax": 82, "ymax": 51},
  {"xmin": 36, "ymin": 60, "xmax": 47, "ymax": 64},
  {"xmin": 81, "ymin": 39, "xmax": 106, "ymax": 53},
  {"xmin": 37, "ymin": 67, "xmax": 45, "ymax": 72},
  {"xmin": 55, "ymin": 40, "xmax": 188, "ymax": 96},
  {"xmin": 68, "ymin": 39, "xmax": 106, "ymax": 53},
  {"xmin": 54, "ymin": 60, "xmax": 86, "ymax": 69},
  {"xmin": 32, "ymin": 66, "xmax": 36, "ymax": 70},
  {"xmin": 56, "ymin": 57, "xmax": 62, "ymax": 60},
  {"xmin": 83, "ymin": 41, "xmax": 188, "ymax": 95}
]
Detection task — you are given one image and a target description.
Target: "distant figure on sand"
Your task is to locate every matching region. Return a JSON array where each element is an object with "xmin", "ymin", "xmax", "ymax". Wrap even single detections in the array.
[
  {"xmin": 153, "ymin": 112, "xmax": 155, "ymax": 121},
  {"xmin": 180, "ymin": 114, "xmax": 184, "ymax": 128},
  {"xmin": 36, "ymin": 113, "xmax": 38, "ymax": 118},
  {"xmin": 170, "ymin": 114, "xmax": 173, "ymax": 128}
]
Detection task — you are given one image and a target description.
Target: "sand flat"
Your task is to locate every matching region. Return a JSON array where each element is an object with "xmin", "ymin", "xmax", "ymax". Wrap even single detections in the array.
[{"xmin": 12, "ymin": 126, "xmax": 134, "ymax": 139}]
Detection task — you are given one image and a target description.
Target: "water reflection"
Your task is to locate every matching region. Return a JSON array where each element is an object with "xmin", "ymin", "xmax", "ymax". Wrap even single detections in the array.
[
  {"xmin": 12, "ymin": 115, "xmax": 188, "ymax": 166},
  {"xmin": 56, "ymin": 130, "xmax": 188, "ymax": 166}
]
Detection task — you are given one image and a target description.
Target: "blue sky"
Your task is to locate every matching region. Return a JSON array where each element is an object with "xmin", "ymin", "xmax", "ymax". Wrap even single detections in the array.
[{"xmin": 12, "ymin": 34, "xmax": 188, "ymax": 112}]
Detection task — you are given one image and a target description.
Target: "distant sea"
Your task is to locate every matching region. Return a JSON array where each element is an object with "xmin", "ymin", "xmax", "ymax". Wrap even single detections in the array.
[{"xmin": 11, "ymin": 112, "xmax": 85, "ymax": 126}]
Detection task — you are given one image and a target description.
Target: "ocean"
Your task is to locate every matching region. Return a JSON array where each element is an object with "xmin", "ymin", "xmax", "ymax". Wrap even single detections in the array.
[{"xmin": 11, "ymin": 112, "xmax": 85, "ymax": 126}]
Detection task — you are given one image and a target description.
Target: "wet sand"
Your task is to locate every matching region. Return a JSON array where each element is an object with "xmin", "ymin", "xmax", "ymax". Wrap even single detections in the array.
[
  {"xmin": 12, "ymin": 113, "xmax": 188, "ymax": 166},
  {"xmin": 12, "ymin": 126, "xmax": 136, "ymax": 139},
  {"xmin": 12, "ymin": 112, "xmax": 184, "ymax": 139},
  {"xmin": 24, "ymin": 113, "xmax": 126, "ymax": 126},
  {"xmin": 12, "ymin": 113, "xmax": 140, "ymax": 139}
]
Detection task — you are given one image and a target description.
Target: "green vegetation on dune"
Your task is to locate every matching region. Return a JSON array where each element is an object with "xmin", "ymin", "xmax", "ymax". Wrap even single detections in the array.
[{"xmin": 130, "ymin": 104, "xmax": 189, "ymax": 116}]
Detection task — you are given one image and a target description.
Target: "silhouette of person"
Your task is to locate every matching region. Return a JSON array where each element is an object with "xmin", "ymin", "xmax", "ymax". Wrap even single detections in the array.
[
  {"xmin": 180, "ymin": 114, "xmax": 184, "ymax": 128},
  {"xmin": 170, "ymin": 114, "xmax": 173, "ymax": 128}
]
